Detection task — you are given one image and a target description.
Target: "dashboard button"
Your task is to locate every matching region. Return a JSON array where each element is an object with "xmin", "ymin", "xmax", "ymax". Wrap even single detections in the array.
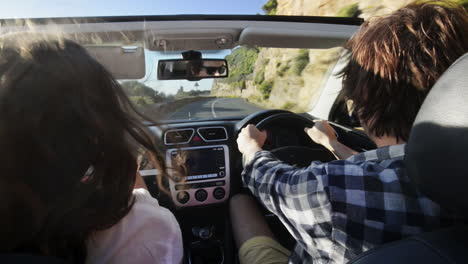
[
  {"xmin": 213, "ymin": 187, "xmax": 226, "ymax": 200},
  {"xmin": 195, "ymin": 189, "xmax": 208, "ymax": 202},
  {"xmin": 219, "ymin": 171, "xmax": 225, "ymax": 177},
  {"xmin": 215, "ymin": 181, "xmax": 225, "ymax": 186},
  {"xmin": 176, "ymin": 191, "xmax": 190, "ymax": 204}
]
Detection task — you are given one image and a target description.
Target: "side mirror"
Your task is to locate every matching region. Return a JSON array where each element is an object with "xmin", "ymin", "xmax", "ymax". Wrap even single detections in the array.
[{"xmin": 158, "ymin": 59, "xmax": 228, "ymax": 81}]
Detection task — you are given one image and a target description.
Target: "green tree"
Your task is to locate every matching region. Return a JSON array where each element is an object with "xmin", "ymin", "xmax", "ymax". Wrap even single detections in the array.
[
  {"xmin": 254, "ymin": 67, "xmax": 265, "ymax": 85},
  {"xmin": 263, "ymin": 0, "xmax": 278, "ymax": 15},
  {"xmin": 458, "ymin": 0, "xmax": 468, "ymax": 9},
  {"xmin": 225, "ymin": 46, "xmax": 259, "ymax": 84},
  {"xmin": 259, "ymin": 81, "xmax": 274, "ymax": 100},
  {"xmin": 337, "ymin": 3, "xmax": 361, "ymax": 18},
  {"xmin": 121, "ymin": 81, "xmax": 167, "ymax": 106},
  {"xmin": 293, "ymin": 49, "xmax": 310, "ymax": 76}
]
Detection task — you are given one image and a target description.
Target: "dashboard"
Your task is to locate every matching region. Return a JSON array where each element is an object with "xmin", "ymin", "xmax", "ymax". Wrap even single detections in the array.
[
  {"xmin": 138, "ymin": 113, "xmax": 374, "ymax": 209},
  {"xmin": 139, "ymin": 120, "xmax": 241, "ymax": 208}
]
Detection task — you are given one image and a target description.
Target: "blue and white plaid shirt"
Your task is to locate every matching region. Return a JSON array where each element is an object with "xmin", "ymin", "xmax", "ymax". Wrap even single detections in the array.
[{"xmin": 242, "ymin": 144, "xmax": 449, "ymax": 263}]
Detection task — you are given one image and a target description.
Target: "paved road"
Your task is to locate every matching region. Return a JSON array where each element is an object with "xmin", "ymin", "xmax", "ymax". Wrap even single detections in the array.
[{"xmin": 167, "ymin": 97, "xmax": 263, "ymax": 120}]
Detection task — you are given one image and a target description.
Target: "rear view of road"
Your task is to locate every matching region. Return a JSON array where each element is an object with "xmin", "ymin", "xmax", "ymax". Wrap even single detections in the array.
[{"xmin": 167, "ymin": 97, "xmax": 263, "ymax": 120}]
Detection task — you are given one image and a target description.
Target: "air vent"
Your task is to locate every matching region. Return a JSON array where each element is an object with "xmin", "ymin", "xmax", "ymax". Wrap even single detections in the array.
[
  {"xmin": 197, "ymin": 127, "xmax": 228, "ymax": 142},
  {"xmin": 164, "ymin": 129, "xmax": 195, "ymax": 145}
]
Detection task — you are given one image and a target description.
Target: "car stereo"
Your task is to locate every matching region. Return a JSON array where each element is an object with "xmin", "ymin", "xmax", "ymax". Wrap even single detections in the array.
[{"xmin": 167, "ymin": 145, "xmax": 230, "ymax": 207}]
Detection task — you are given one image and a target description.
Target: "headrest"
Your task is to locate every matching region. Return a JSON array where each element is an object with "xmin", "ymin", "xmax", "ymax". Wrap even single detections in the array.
[{"xmin": 406, "ymin": 53, "xmax": 468, "ymax": 216}]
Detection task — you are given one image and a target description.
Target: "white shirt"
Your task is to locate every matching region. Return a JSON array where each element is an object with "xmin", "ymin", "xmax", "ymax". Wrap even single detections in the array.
[{"xmin": 86, "ymin": 188, "xmax": 183, "ymax": 264}]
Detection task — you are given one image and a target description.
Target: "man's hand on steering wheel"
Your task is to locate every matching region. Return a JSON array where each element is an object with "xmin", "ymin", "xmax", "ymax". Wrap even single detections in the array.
[
  {"xmin": 304, "ymin": 120, "xmax": 338, "ymax": 149},
  {"xmin": 305, "ymin": 120, "xmax": 358, "ymax": 160},
  {"xmin": 237, "ymin": 124, "xmax": 267, "ymax": 163}
]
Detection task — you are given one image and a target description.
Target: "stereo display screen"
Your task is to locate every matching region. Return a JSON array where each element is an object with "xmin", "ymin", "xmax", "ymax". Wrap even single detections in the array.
[{"xmin": 170, "ymin": 147, "xmax": 225, "ymax": 181}]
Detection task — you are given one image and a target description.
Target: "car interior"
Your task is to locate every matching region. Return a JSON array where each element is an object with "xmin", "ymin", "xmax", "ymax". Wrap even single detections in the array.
[{"xmin": 1, "ymin": 15, "xmax": 467, "ymax": 264}]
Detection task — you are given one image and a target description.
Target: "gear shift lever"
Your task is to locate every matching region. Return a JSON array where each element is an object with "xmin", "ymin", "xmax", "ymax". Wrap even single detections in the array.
[{"xmin": 192, "ymin": 226, "xmax": 215, "ymax": 240}]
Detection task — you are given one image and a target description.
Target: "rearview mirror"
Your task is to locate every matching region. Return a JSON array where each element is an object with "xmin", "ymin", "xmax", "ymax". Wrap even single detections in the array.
[{"xmin": 158, "ymin": 59, "xmax": 228, "ymax": 81}]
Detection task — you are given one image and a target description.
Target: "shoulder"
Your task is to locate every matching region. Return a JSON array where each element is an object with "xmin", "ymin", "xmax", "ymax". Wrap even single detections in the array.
[
  {"xmin": 130, "ymin": 189, "xmax": 181, "ymax": 236},
  {"xmin": 86, "ymin": 189, "xmax": 183, "ymax": 264}
]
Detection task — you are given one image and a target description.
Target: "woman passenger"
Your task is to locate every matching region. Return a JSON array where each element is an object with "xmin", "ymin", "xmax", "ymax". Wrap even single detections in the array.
[{"xmin": 0, "ymin": 33, "xmax": 183, "ymax": 264}]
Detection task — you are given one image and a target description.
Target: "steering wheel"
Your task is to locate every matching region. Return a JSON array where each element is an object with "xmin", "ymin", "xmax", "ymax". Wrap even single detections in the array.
[{"xmin": 237, "ymin": 110, "xmax": 336, "ymax": 167}]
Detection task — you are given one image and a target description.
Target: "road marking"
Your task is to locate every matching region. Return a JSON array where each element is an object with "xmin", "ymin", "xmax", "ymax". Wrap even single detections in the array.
[{"xmin": 211, "ymin": 98, "xmax": 221, "ymax": 118}]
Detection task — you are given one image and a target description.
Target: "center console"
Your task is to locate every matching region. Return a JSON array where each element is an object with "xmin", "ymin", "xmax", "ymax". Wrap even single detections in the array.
[
  {"xmin": 141, "ymin": 124, "xmax": 238, "ymax": 264},
  {"xmin": 167, "ymin": 145, "xmax": 230, "ymax": 207}
]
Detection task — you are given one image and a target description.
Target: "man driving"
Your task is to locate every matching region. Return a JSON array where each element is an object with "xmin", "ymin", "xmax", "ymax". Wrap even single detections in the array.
[{"xmin": 231, "ymin": 2, "xmax": 468, "ymax": 264}]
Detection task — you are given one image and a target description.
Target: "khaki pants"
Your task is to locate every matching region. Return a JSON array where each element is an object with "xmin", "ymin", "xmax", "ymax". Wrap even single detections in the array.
[{"xmin": 239, "ymin": 236, "xmax": 291, "ymax": 264}]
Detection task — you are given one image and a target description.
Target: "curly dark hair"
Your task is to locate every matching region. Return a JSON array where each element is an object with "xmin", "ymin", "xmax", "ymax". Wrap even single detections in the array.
[
  {"xmin": 340, "ymin": 1, "xmax": 468, "ymax": 141},
  {"xmin": 0, "ymin": 33, "xmax": 168, "ymax": 263}
]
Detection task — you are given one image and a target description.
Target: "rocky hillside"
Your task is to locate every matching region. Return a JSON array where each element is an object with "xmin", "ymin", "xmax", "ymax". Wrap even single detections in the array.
[
  {"xmin": 275, "ymin": 0, "xmax": 410, "ymax": 17},
  {"xmin": 212, "ymin": 0, "xmax": 467, "ymax": 112},
  {"xmin": 211, "ymin": 0, "xmax": 414, "ymax": 112}
]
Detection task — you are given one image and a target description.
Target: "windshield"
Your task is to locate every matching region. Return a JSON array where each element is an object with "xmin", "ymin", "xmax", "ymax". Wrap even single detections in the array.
[
  {"xmin": 7, "ymin": 0, "xmax": 450, "ymax": 121},
  {"xmin": 121, "ymin": 46, "xmax": 342, "ymax": 121}
]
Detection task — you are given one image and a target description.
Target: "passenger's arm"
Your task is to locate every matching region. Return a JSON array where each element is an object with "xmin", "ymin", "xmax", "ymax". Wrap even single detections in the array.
[
  {"xmin": 134, "ymin": 171, "xmax": 148, "ymax": 190},
  {"xmin": 134, "ymin": 161, "xmax": 148, "ymax": 190},
  {"xmin": 305, "ymin": 120, "xmax": 358, "ymax": 159}
]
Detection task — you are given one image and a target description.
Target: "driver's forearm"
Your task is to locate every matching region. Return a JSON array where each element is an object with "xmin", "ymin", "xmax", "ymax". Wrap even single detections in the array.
[
  {"xmin": 243, "ymin": 146, "xmax": 263, "ymax": 165},
  {"xmin": 323, "ymin": 140, "xmax": 358, "ymax": 160}
]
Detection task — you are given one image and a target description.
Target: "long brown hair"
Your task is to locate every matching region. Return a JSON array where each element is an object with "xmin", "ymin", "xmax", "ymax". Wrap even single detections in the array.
[
  {"xmin": 0, "ymin": 33, "xmax": 167, "ymax": 263},
  {"xmin": 340, "ymin": 1, "xmax": 468, "ymax": 141}
]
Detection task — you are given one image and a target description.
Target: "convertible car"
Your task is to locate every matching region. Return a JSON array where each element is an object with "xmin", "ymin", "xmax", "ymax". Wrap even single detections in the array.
[{"xmin": 1, "ymin": 14, "xmax": 467, "ymax": 264}]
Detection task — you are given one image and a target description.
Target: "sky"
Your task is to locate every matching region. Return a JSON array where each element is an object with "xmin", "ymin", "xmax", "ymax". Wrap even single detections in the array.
[
  {"xmin": 0, "ymin": 0, "xmax": 266, "ymax": 18},
  {"xmin": 0, "ymin": 0, "xmax": 266, "ymax": 94}
]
